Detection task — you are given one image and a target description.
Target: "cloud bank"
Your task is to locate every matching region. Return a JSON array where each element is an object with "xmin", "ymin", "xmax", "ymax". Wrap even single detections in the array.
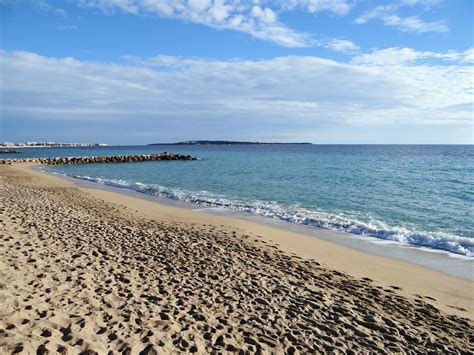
[
  {"xmin": 1, "ymin": 49, "xmax": 471, "ymax": 142},
  {"xmin": 352, "ymin": 47, "xmax": 474, "ymax": 66}
]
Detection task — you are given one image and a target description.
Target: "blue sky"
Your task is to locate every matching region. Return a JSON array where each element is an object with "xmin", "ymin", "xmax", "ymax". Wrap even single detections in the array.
[{"xmin": 1, "ymin": 0, "xmax": 473, "ymax": 144}]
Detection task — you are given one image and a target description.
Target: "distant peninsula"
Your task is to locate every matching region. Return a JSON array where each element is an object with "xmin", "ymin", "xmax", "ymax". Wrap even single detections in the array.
[{"xmin": 148, "ymin": 140, "xmax": 312, "ymax": 145}]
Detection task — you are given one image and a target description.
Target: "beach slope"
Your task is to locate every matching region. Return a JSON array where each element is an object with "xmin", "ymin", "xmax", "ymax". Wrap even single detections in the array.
[{"xmin": 0, "ymin": 164, "xmax": 472, "ymax": 353}]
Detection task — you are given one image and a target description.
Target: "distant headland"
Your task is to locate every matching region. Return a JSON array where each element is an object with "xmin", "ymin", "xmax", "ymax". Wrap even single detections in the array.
[{"xmin": 148, "ymin": 140, "xmax": 313, "ymax": 146}]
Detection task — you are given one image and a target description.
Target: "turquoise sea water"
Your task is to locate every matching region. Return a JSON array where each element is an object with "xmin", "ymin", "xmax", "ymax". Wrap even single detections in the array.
[{"xmin": 4, "ymin": 145, "xmax": 472, "ymax": 256}]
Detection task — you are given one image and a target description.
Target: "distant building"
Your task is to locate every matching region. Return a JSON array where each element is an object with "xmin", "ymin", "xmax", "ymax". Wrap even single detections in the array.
[{"xmin": 0, "ymin": 141, "xmax": 108, "ymax": 147}]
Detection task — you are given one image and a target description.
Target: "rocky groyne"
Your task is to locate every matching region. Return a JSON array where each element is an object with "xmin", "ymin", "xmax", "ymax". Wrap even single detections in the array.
[
  {"xmin": 0, "ymin": 153, "xmax": 197, "ymax": 165},
  {"xmin": 0, "ymin": 149, "xmax": 21, "ymax": 154}
]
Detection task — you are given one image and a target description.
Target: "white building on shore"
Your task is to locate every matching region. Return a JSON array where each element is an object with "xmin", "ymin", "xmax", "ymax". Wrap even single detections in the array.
[{"xmin": 1, "ymin": 141, "xmax": 108, "ymax": 147}]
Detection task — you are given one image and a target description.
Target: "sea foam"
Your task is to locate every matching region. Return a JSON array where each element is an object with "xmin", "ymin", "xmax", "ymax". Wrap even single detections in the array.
[{"xmin": 55, "ymin": 172, "xmax": 474, "ymax": 257}]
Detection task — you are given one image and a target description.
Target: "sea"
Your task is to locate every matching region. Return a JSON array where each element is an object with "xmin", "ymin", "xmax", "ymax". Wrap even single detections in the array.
[{"xmin": 4, "ymin": 145, "xmax": 473, "ymax": 260}]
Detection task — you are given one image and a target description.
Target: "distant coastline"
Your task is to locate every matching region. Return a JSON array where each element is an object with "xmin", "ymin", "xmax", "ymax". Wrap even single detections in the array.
[
  {"xmin": 1, "ymin": 141, "xmax": 108, "ymax": 148},
  {"xmin": 148, "ymin": 140, "xmax": 313, "ymax": 145}
]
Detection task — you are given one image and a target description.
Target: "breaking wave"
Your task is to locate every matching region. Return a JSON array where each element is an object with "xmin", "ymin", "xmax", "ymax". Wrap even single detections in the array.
[{"xmin": 53, "ymin": 172, "xmax": 474, "ymax": 257}]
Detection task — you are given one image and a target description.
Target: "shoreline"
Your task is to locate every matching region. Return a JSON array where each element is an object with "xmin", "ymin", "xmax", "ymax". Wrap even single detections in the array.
[
  {"xmin": 1, "ymin": 163, "xmax": 472, "ymax": 353},
  {"xmin": 22, "ymin": 163, "xmax": 474, "ymax": 317},
  {"xmin": 43, "ymin": 165, "xmax": 474, "ymax": 281}
]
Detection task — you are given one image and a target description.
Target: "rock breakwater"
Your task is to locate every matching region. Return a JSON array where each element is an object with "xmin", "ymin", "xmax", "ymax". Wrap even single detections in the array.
[
  {"xmin": 0, "ymin": 153, "xmax": 197, "ymax": 165},
  {"xmin": 0, "ymin": 149, "xmax": 21, "ymax": 154}
]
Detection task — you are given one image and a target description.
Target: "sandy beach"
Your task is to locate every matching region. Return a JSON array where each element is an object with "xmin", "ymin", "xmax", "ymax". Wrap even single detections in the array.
[{"xmin": 1, "ymin": 163, "xmax": 472, "ymax": 354}]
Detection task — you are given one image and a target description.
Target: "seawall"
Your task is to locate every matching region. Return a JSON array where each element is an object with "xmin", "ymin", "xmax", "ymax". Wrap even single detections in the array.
[{"xmin": 0, "ymin": 153, "xmax": 197, "ymax": 165}]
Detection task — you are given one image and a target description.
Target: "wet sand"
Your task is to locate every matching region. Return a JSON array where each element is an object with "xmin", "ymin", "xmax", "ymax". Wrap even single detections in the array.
[{"xmin": 0, "ymin": 163, "xmax": 472, "ymax": 353}]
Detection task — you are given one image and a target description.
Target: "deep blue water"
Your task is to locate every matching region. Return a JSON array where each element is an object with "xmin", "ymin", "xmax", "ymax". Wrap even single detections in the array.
[{"xmin": 4, "ymin": 145, "xmax": 472, "ymax": 256}]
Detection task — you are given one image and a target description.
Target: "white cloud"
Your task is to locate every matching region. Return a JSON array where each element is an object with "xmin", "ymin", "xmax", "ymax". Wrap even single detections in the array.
[
  {"xmin": 77, "ymin": 0, "xmax": 354, "ymax": 49},
  {"xmin": 460, "ymin": 48, "xmax": 474, "ymax": 63},
  {"xmin": 275, "ymin": 0, "xmax": 353, "ymax": 16},
  {"xmin": 31, "ymin": 0, "xmax": 67, "ymax": 16},
  {"xmin": 77, "ymin": 0, "xmax": 307, "ymax": 47},
  {"xmin": 355, "ymin": 1, "xmax": 448, "ymax": 33},
  {"xmin": 384, "ymin": 15, "xmax": 448, "ymax": 33},
  {"xmin": 352, "ymin": 47, "xmax": 474, "ymax": 65},
  {"xmin": 188, "ymin": 0, "xmax": 211, "ymax": 13},
  {"xmin": 325, "ymin": 38, "xmax": 359, "ymax": 53},
  {"xmin": 1, "ymin": 49, "xmax": 471, "ymax": 142}
]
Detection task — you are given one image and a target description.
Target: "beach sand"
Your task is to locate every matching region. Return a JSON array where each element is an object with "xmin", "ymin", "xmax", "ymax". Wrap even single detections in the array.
[{"xmin": 1, "ymin": 163, "xmax": 472, "ymax": 353}]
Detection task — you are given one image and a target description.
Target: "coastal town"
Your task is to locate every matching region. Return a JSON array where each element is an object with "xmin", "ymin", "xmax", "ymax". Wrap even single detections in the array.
[{"xmin": 1, "ymin": 141, "xmax": 108, "ymax": 148}]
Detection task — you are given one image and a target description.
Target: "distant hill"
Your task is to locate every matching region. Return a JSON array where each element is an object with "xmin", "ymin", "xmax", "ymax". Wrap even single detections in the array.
[{"xmin": 148, "ymin": 140, "xmax": 312, "ymax": 145}]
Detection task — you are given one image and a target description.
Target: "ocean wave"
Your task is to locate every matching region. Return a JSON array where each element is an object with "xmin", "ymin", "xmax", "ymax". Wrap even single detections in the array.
[{"xmin": 55, "ymin": 172, "xmax": 474, "ymax": 257}]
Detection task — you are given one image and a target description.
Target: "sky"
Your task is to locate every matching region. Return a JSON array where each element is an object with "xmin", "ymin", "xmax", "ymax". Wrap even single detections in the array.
[{"xmin": 0, "ymin": 0, "xmax": 473, "ymax": 144}]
